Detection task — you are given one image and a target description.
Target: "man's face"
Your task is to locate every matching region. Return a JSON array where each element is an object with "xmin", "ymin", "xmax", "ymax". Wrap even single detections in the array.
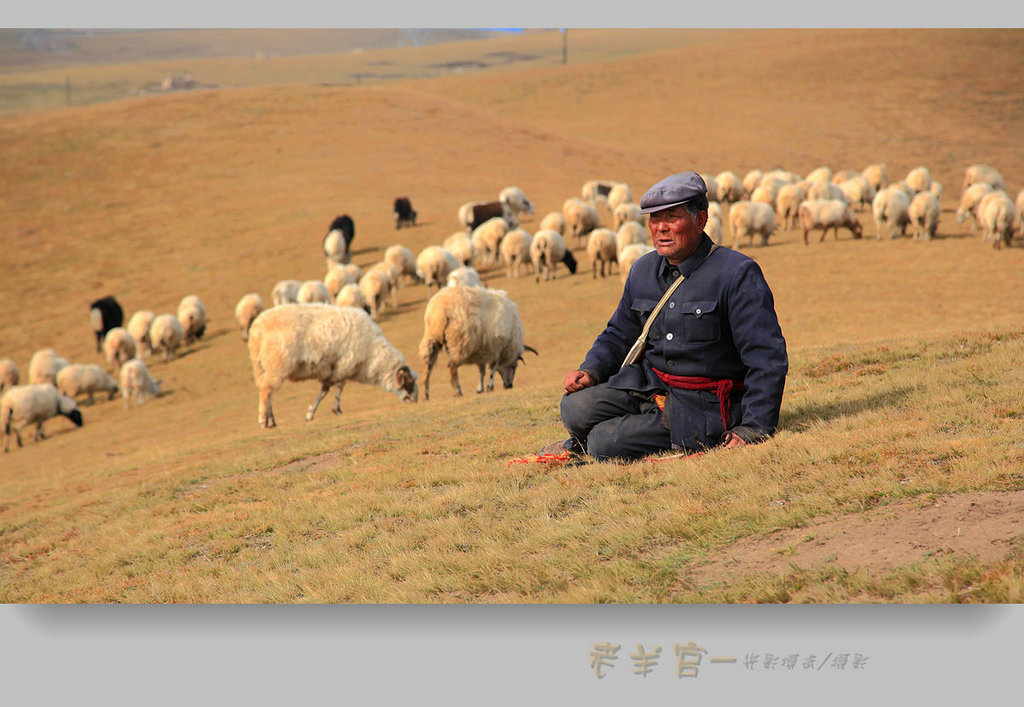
[{"xmin": 648, "ymin": 205, "xmax": 708, "ymax": 264}]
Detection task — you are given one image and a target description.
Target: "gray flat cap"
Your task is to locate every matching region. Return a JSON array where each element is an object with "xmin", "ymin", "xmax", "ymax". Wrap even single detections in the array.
[{"xmin": 639, "ymin": 171, "xmax": 708, "ymax": 214}]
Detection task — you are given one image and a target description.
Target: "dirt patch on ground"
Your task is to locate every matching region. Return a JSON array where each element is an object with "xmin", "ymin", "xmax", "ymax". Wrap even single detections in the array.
[{"xmin": 690, "ymin": 490, "xmax": 1024, "ymax": 583}]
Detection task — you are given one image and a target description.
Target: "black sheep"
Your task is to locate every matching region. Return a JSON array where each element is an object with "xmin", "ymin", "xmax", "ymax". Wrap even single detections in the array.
[{"xmin": 89, "ymin": 296, "xmax": 123, "ymax": 353}]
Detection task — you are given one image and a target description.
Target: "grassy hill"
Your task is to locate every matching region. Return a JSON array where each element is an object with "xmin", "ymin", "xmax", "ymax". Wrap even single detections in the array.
[{"xmin": 1, "ymin": 28, "xmax": 1023, "ymax": 603}]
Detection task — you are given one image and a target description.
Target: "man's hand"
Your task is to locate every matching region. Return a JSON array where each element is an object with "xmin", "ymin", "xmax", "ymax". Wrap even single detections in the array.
[
  {"xmin": 563, "ymin": 369, "xmax": 595, "ymax": 395},
  {"xmin": 723, "ymin": 430, "xmax": 747, "ymax": 448}
]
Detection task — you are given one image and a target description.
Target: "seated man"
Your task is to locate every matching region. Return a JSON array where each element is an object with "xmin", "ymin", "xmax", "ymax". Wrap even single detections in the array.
[{"xmin": 543, "ymin": 170, "xmax": 788, "ymax": 462}]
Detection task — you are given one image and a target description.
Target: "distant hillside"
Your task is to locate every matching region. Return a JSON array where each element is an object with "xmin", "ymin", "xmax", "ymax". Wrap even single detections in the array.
[{"xmin": 0, "ymin": 28, "xmax": 526, "ymax": 71}]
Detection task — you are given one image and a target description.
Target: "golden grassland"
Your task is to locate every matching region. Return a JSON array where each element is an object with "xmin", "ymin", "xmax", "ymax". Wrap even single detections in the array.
[{"xmin": 1, "ymin": 28, "xmax": 1023, "ymax": 603}]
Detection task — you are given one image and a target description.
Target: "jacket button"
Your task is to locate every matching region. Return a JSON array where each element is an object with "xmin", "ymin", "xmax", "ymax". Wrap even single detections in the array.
[
  {"xmin": 669, "ymin": 301, "xmax": 675, "ymax": 309},
  {"xmin": 695, "ymin": 308, "xmax": 702, "ymax": 315},
  {"xmin": 666, "ymin": 333, "xmax": 674, "ymax": 340}
]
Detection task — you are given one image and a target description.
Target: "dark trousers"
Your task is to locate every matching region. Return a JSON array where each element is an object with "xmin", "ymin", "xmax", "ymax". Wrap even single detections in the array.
[{"xmin": 560, "ymin": 383, "xmax": 671, "ymax": 462}]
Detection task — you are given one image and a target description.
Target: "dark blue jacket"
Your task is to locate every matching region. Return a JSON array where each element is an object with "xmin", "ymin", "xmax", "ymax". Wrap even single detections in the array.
[{"xmin": 579, "ymin": 234, "xmax": 788, "ymax": 450}]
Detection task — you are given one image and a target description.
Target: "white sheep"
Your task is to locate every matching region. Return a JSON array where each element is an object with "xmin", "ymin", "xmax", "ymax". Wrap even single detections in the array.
[
  {"xmin": 322, "ymin": 225, "xmax": 351, "ymax": 267},
  {"xmin": 805, "ymin": 166, "xmax": 833, "ymax": 183},
  {"xmin": 607, "ymin": 183, "xmax": 634, "ymax": 212},
  {"xmin": 499, "ymin": 228, "xmax": 533, "ymax": 279},
  {"xmin": 618, "ymin": 243, "xmax": 655, "ymax": 284},
  {"xmin": 539, "ymin": 211, "xmax": 566, "ymax": 236},
  {"xmin": 234, "ymin": 293, "xmax": 265, "ymax": 342},
  {"xmin": 368, "ymin": 261, "xmax": 402, "ymax": 309},
  {"xmin": 416, "ymin": 245, "xmax": 461, "ymax": 290},
  {"xmin": 0, "ymin": 358, "xmax": 19, "ymax": 396},
  {"xmin": 697, "ymin": 174, "xmax": 719, "ymax": 203},
  {"xmin": 705, "ymin": 212, "xmax": 723, "ymax": 244},
  {"xmin": 499, "ymin": 186, "xmax": 535, "ymax": 218},
  {"xmin": 530, "ymin": 229, "xmax": 569, "ymax": 282},
  {"xmin": 57, "ymin": 363, "xmax": 119, "ymax": 404},
  {"xmin": 247, "ymin": 304, "xmax": 418, "ymax": 428},
  {"xmin": 271, "ymin": 279, "xmax": 302, "ymax": 306},
  {"xmin": 324, "ymin": 264, "xmax": 355, "ymax": 300},
  {"xmin": 119, "ymin": 358, "xmax": 162, "ymax": 408},
  {"xmin": 714, "ymin": 170, "xmax": 746, "ymax": 203},
  {"xmin": 586, "ymin": 227, "xmax": 618, "ymax": 279},
  {"xmin": 956, "ymin": 182, "xmax": 995, "ymax": 230},
  {"xmin": 2, "ymin": 383, "xmax": 83, "ymax": 452},
  {"xmin": 742, "ymin": 169, "xmax": 764, "ymax": 196},
  {"xmin": 443, "ymin": 231, "xmax": 477, "ymax": 267},
  {"xmin": 729, "ymin": 201, "xmax": 777, "ymax": 248},
  {"xmin": 102, "ymin": 328, "xmax": 137, "ymax": 373},
  {"xmin": 905, "ymin": 166, "xmax": 932, "ymax": 194},
  {"xmin": 359, "ymin": 269, "xmax": 393, "ymax": 320},
  {"xmin": 862, "ymin": 163, "xmax": 889, "ymax": 192},
  {"xmin": 27, "ymin": 348, "xmax": 68, "ymax": 386},
  {"xmin": 562, "ymin": 197, "xmax": 601, "ymax": 247},
  {"xmin": 750, "ymin": 184, "xmax": 777, "ymax": 208},
  {"xmin": 616, "ymin": 220, "xmax": 648, "ymax": 256},
  {"xmin": 126, "ymin": 310, "xmax": 155, "ymax": 358},
  {"xmin": 178, "ymin": 294, "xmax": 206, "ymax": 321},
  {"xmin": 297, "ymin": 280, "xmax": 332, "ymax": 305},
  {"xmin": 384, "ymin": 244, "xmax": 421, "ymax": 285},
  {"xmin": 149, "ymin": 313, "xmax": 186, "ymax": 362},
  {"xmin": 612, "ymin": 202, "xmax": 644, "ymax": 231},
  {"xmin": 976, "ymin": 190, "xmax": 1016, "ymax": 249},
  {"xmin": 177, "ymin": 297, "xmax": 207, "ymax": 345},
  {"xmin": 418, "ymin": 285, "xmax": 536, "ymax": 400},
  {"xmin": 806, "ymin": 180, "xmax": 849, "ymax": 204},
  {"xmin": 707, "ymin": 201, "xmax": 723, "ymax": 222},
  {"xmin": 961, "ymin": 163, "xmax": 1005, "ymax": 195},
  {"xmin": 908, "ymin": 191, "xmax": 941, "ymax": 241},
  {"xmin": 872, "ymin": 186, "xmax": 912, "ymax": 240},
  {"xmin": 929, "ymin": 181, "xmax": 944, "ymax": 201},
  {"xmin": 581, "ymin": 179, "xmax": 618, "ymax": 204},
  {"xmin": 776, "ymin": 184, "xmax": 807, "ymax": 229},
  {"xmin": 335, "ymin": 283, "xmax": 371, "ymax": 315},
  {"xmin": 446, "ymin": 266, "xmax": 482, "ymax": 288},
  {"xmin": 798, "ymin": 199, "xmax": 864, "ymax": 244},
  {"xmin": 838, "ymin": 175, "xmax": 876, "ymax": 212},
  {"xmin": 831, "ymin": 169, "xmax": 861, "ymax": 185},
  {"xmin": 470, "ymin": 217, "xmax": 509, "ymax": 268}
]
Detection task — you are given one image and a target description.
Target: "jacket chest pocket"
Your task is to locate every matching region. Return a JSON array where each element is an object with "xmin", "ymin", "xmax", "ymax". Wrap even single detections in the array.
[
  {"xmin": 630, "ymin": 298, "xmax": 660, "ymax": 327},
  {"xmin": 677, "ymin": 300, "xmax": 721, "ymax": 343}
]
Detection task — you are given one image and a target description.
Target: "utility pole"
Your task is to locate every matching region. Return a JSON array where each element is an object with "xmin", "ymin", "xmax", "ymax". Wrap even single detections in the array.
[{"xmin": 561, "ymin": 29, "xmax": 567, "ymax": 65}]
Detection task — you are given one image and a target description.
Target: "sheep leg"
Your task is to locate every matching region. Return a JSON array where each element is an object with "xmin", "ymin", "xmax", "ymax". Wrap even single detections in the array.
[
  {"xmin": 477, "ymin": 364, "xmax": 488, "ymax": 393},
  {"xmin": 485, "ymin": 364, "xmax": 497, "ymax": 392},
  {"xmin": 306, "ymin": 382, "xmax": 332, "ymax": 421},
  {"xmin": 34, "ymin": 422, "xmax": 44, "ymax": 442},
  {"xmin": 448, "ymin": 364, "xmax": 463, "ymax": 397},
  {"xmin": 421, "ymin": 340, "xmax": 442, "ymax": 401},
  {"xmin": 331, "ymin": 382, "xmax": 346, "ymax": 415},
  {"xmin": 258, "ymin": 384, "xmax": 276, "ymax": 428}
]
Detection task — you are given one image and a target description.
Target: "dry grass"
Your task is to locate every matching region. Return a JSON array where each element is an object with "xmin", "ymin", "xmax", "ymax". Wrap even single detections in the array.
[{"xmin": 1, "ymin": 29, "xmax": 1023, "ymax": 603}]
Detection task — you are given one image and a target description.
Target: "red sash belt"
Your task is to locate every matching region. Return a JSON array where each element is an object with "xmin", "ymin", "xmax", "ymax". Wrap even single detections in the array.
[{"xmin": 651, "ymin": 368, "xmax": 745, "ymax": 430}]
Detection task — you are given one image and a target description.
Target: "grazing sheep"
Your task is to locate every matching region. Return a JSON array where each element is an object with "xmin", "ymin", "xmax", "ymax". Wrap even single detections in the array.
[
  {"xmin": 776, "ymin": 184, "xmax": 807, "ymax": 229},
  {"xmin": 335, "ymin": 283, "xmax": 371, "ymax": 315},
  {"xmin": 443, "ymin": 231, "xmax": 477, "ymax": 267},
  {"xmin": 367, "ymin": 261, "xmax": 402, "ymax": 310},
  {"xmin": 393, "ymin": 196, "xmax": 417, "ymax": 229},
  {"xmin": 126, "ymin": 310, "xmax": 155, "ymax": 358},
  {"xmin": 838, "ymin": 175, "xmax": 876, "ymax": 212},
  {"xmin": 0, "ymin": 358, "xmax": 19, "ymax": 396},
  {"xmin": 862, "ymin": 164, "xmax": 889, "ymax": 192},
  {"xmin": 956, "ymin": 182, "xmax": 995, "ymax": 230},
  {"xmin": 872, "ymin": 186, "xmax": 912, "ymax": 240},
  {"xmin": 616, "ymin": 220, "xmax": 648, "ymax": 256},
  {"xmin": 539, "ymin": 211, "xmax": 565, "ymax": 236},
  {"xmin": 247, "ymin": 304, "xmax": 418, "ymax": 428},
  {"xmin": 177, "ymin": 296, "xmax": 207, "ymax": 345},
  {"xmin": 742, "ymin": 169, "xmax": 764, "ymax": 197},
  {"xmin": 418, "ymin": 285, "xmax": 537, "ymax": 400},
  {"xmin": 234, "ymin": 293, "xmax": 265, "ymax": 342},
  {"xmin": 271, "ymin": 279, "xmax": 302, "ymax": 306},
  {"xmin": 581, "ymin": 179, "xmax": 618, "ymax": 204},
  {"xmin": 28, "ymin": 348, "xmax": 68, "ymax": 386},
  {"xmin": 458, "ymin": 200, "xmax": 486, "ymax": 229},
  {"xmin": 499, "ymin": 228, "xmax": 533, "ymax": 279},
  {"xmin": 806, "ymin": 180, "xmax": 849, "ymax": 204},
  {"xmin": 2, "ymin": 383, "xmax": 83, "ymax": 452},
  {"xmin": 562, "ymin": 197, "xmax": 601, "ymax": 247},
  {"xmin": 119, "ymin": 358, "xmax": 161, "ymax": 408},
  {"xmin": 961, "ymin": 164, "xmax": 1005, "ymax": 195},
  {"xmin": 798, "ymin": 199, "xmax": 863, "ymax": 244},
  {"xmin": 976, "ymin": 190, "xmax": 1015, "ymax": 249},
  {"xmin": 341, "ymin": 263, "xmax": 363, "ymax": 284},
  {"xmin": 297, "ymin": 280, "xmax": 332, "ymax": 305},
  {"xmin": 89, "ymin": 296, "xmax": 124, "ymax": 354},
  {"xmin": 750, "ymin": 184, "xmax": 777, "ymax": 208},
  {"xmin": 57, "ymin": 363, "xmax": 119, "ymax": 404},
  {"xmin": 102, "ymin": 327, "xmax": 137, "ymax": 373},
  {"xmin": 324, "ymin": 264, "xmax": 355, "ymax": 300},
  {"xmin": 322, "ymin": 215, "xmax": 354, "ymax": 266},
  {"xmin": 384, "ymin": 245, "xmax": 421, "ymax": 285},
  {"xmin": 705, "ymin": 211, "xmax": 723, "ymax": 244},
  {"xmin": 149, "ymin": 313, "xmax": 186, "ymax": 362},
  {"xmin": 905, "ymin": 166, "xmax": 932, "ymax": 194},
  {"xmin": 359, "ymin": 270, "xmax": 393, "ymax": 320},
  {"xmin": 805, "ymin": 166, "xmax": 832, "ymax": 183},
  {"xmin": 715, "ymin": 170, "xmax": 746, "ymax": 203},
  {"xmin": 446, "ymin": 266, "xmax": 483, "ymax": 288},
  {"xmin": 416, "ymin": 245, "xmax": 461, "ymax": 290},
  {"xmin": 618, "ymin": 243, "xmax": 655, "ymax": 284},
  {"xmin": 707, "ymin": 201, "xmax": 723, "ymax": 222},
  {"xmin": 908, "ymin": 191, "xmax": 941, "ymax": 241},
  {"xmin": 530, "ymin": 229, "xmax": 570, "ymax": 282},
  {"xmin": 465, "ymin": 201, "xmax": 516, "ymax": 232},
  {"xmin": 587, "ymin": 227, "xmax": 618, "ymax": 279},
  {"xmin": 499, "ymin": 186, "xmax": 535, "ymax": 218},
  {"xmin": 831, "ymin": 169, "xmax": 861, "ymax": 185},
  {"xmin": 607, "ymin": 183, "xmax": 634, "ymax": 212},
  {"xmin": 612, "ymin": 202, "xmax": 644, "ymax": 231},
  {"xmin": 470, "ymin": 217, "xmax": 509, "ymax": 268},
  {"xmin": 729, "ymin": 201, "xmax": 777, "ymax": 248}
]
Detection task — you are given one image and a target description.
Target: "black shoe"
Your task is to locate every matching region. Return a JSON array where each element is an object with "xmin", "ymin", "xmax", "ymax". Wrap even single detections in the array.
[{"xmin": 538, "ymin": 439, "xmax": 573, "ymax": 456}]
